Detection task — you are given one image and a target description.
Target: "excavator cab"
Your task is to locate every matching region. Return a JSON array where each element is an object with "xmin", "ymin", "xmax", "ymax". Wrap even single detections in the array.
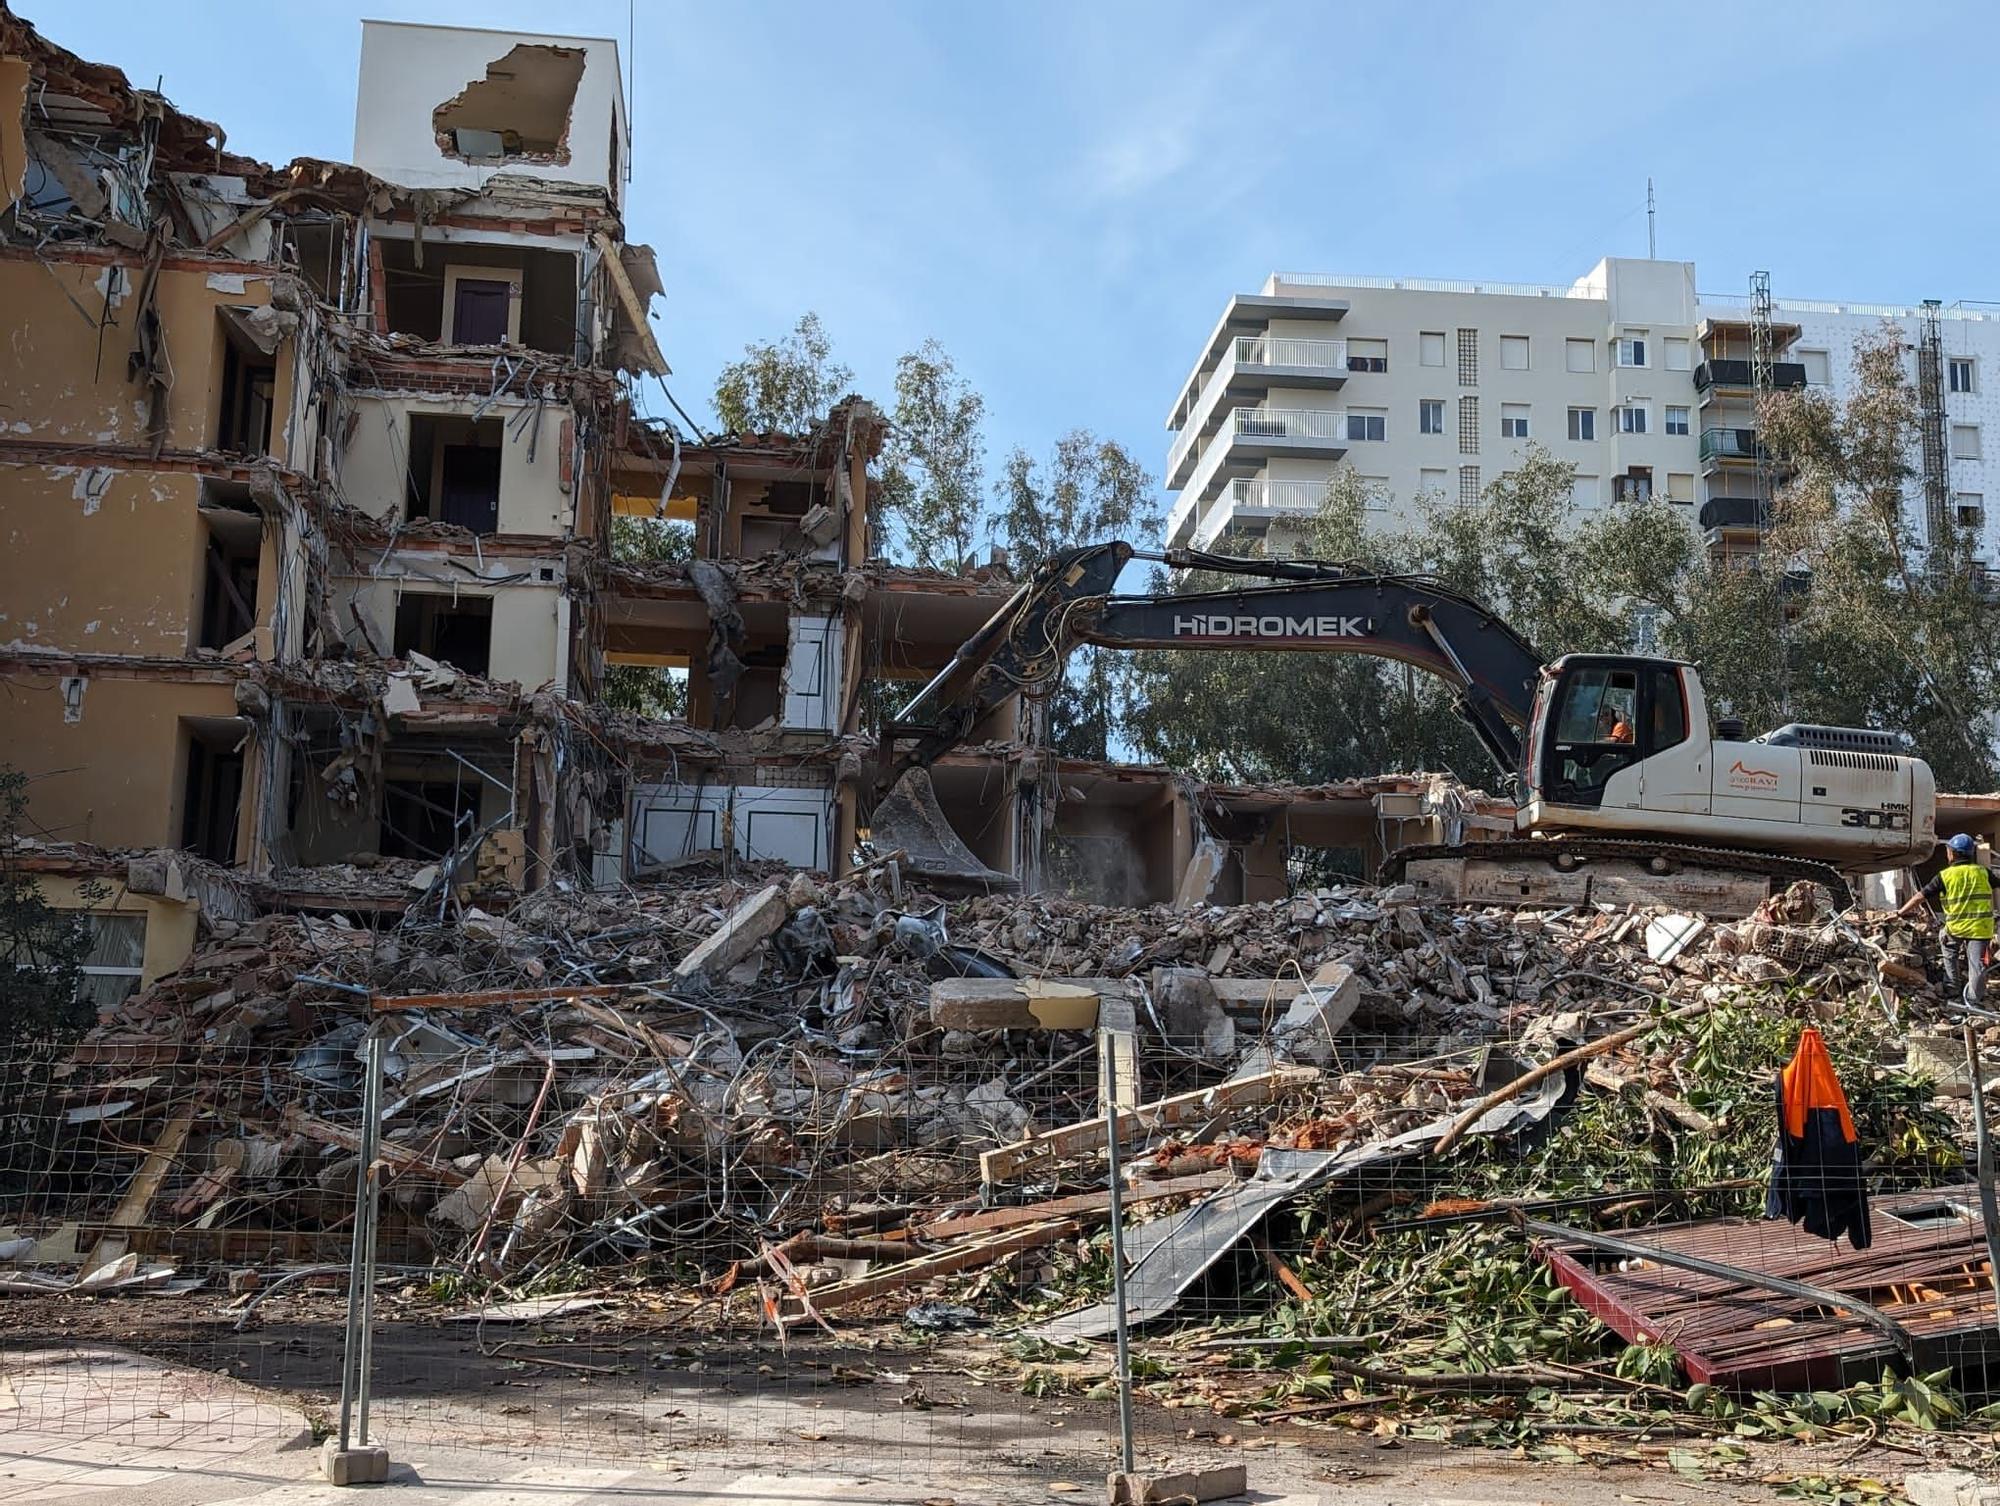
[{"xmin": 1532, "ymin": 656, "xmax": 1690, "ymax": 809}]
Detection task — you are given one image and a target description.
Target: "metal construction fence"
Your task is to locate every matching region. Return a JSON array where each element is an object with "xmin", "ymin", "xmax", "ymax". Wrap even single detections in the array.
[{"xmin": 2, "ymin": 975, "xmax": 1997, "ymax": 1495}]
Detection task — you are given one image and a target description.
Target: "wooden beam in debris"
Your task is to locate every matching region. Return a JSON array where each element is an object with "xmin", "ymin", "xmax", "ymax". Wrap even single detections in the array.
[
  {"xmin": 979, "ymin": 1067, "xmax": 1320, "ymax": 1184},
  {"xmin": 778, "ymin": 1219, "xmax": 1080, "ymax": 1321},
  {"xmin": 591, "ymin": 230, "xmax": 669, "ymax": 375},
  {"xmin": 369, "ymin": 983, "xmax": 637, "ymax": 1011},
  {"xmin": 913, "ymin": 1171, "xmax": 1236, "ymax": 1241}
]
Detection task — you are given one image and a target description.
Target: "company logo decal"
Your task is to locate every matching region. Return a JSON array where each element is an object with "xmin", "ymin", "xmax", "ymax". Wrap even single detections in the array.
[{"xmin": 1727, "ymin": 759, "xmax": 1781, "ymax": 791}]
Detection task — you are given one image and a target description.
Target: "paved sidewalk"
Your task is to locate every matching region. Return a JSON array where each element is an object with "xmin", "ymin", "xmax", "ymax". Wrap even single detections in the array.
[{"xmin": 0, "ymin": 1344, "xmax": 317, "ymax": 1503}]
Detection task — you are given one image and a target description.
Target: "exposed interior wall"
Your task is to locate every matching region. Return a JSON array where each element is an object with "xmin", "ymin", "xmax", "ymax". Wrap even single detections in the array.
[
  {"xmin": 1045, "ymin": 788, "xmax": 1178, "ymax": 907},
  {"xmin": 352, "ymin": 22, "xmax": 625, "ymax": 197},
  {"xmin": 0, "ymin": 468, "xmax": 208, "ymax": 654},
  {"xmin": 630, "ymin": 775, "xmax": 833, "ymax": 873},
  {"xmin": 377, "ymin": 237, "xmax": 579, "ymax": 357},
  {"xmin": 34, "ymin": 875, "xmax": 200, "ymax": 987},
  {"xmin": 5, "ymin": 675, "xmax": 240, "ymax": 849},
  {"xmin": 0, "ymin": 257, "xmax": 298, "ymax": 461},
  {"xmin": 341, "ymin": 394, "xmax": 573, "ymax": 534},
  {"xmin": 287, "ymin": 740, "xmax": 514, "ymax": 865}
]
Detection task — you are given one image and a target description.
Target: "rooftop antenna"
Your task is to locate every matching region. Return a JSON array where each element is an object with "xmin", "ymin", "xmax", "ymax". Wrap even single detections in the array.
[{"xmin": 1646, "ymin": 178, "xmax": 1656, "ymax": 259}]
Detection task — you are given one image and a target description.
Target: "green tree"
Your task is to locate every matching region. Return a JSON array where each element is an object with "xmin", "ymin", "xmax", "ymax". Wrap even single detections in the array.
[
  {"xmin": 0, "ymin": 769, "xmax": 99, "ymax": 1041},
  {"xmin": 712, "ymin": 312, "xmax": 854, "ymax": 434},
  {"xmin": 880, "ymin": 340, "xmax": 987, "ymax": 571},
  {"xmin": 602, "ymin": 516, "xmax": 692, "ymax": 720},
  {"xmin": 992, "ymin": 432, "xmax": 1160, "ymax": 759}
]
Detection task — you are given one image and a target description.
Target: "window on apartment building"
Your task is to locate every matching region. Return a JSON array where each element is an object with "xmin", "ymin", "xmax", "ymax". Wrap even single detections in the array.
[
  {"xmin": 1347, "ymin": 338, "xmax": 1388, "ymax": 373},
  {"xmin": 1952, "ymin": 358, "xmax": 1978, "ymax": 394},
  {"xmin": 1616, "ymin": 404, "xmax": 1648, "ymax": 434},
  {"xmin": 1457, "ymin": 329, "xmax": 1479, "ymax": 385},
  {"xmin": 1565, "ymin": 338, "xmax": 1595, "ymax": 374},
  {"xmin": 214, "ymin": 309, "xmax": 276, "ymax": 456},
  {"xmin": 1571, "ymin": 474, "xmax": 1599, "ymax": 509},
  {"xmin": 407, "ymin": 415, "xmax": 504, "ymax": 534},
  {"xmin": 1667, "ymin": 472, "xmax": 1694, "ymax": 504},
  {"xmin": 1568, "ymin": 406, "xmax": 1596, "ymax": 442},
  {"xmin": 381, "ymin": 780, "xmax": 482, "ymax": 861},
  {"xmin": 1346, "ymin": 410, "xmax": 1387, "ymax": 441},
  {"xmin": 1420, "ymin": 331, "xmax": 1446, "ymax": 367},
  {"xmin": 394, "ymin": 592, "xmax": 494, "ymax": 676},
  {"xmin": 1953, "ymin": 424, "xmax": 1983, "ymax": 461},
  {"xmin": 1614, "ymin": 469, "xmax": 1653, "ymax": 505},
  {"xmin": 1419, "ymin": 399, "xmax": 1445, "ymax": 435},
  {"xmin": 1458, "ymin": 465, "xmax": 1482, "ymax": 506},
  {"xmin": 1501, "ymin": 403, "xmax": 1530, "ymax": 439},
  {"xmin": 1500, "ymin": 335, "xmax": 1530, "ymax": 371},
  {"xmin": 1800, "ymin": 348, "xmax": 1831, "ymax": 386},
  {"xmin": 1615, "ymin": 333, "xmax": 1648, "ymax": 367},
  {"xmin": 1358, "ymin": 477, "xmax": 1391, "ymax": 512},
  {"xmin": 1419, "ymin": 468, "xmax": 1450, "ymax": 495},
  {"xmin": 1957, "ymin": 493, "xmax": 1986, "ymax": 529},
  {"xmin": 197, "ymin": 499, "xmax": 262, "ymax": 651},
  {"xmin": 1665, "ymin": 405, "xmax": 1690, "ymax": 436},
  {"xmin": 76, "ymin": 913, "xmax": 146, "ymax": 1011},
  {"xmin": 1664, "ymin": 337, "xmax": 1692, "ymax": 372},
  {"xmin": 1458, "ymin": 395, "xmax": 1480, "ymax": 453},
  {"xmin": 179, "ymin": 726, "xmax": 242, "ymax": 865}
]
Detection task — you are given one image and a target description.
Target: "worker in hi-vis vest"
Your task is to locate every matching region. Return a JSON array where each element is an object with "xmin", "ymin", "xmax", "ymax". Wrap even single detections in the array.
[{"xmin": 1900, "ymin": 833, "xmax": 1995, "ymax": 1006}]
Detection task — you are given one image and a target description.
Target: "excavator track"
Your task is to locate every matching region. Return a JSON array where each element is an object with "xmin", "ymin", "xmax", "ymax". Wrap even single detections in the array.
[{"xmin": 1382, "ymin": 837, "xmax": 1853, "ymax": 912}]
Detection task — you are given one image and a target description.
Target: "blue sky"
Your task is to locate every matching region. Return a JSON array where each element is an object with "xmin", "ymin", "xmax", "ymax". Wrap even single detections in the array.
[{"xmin": 41, "ymin": 1, "xmax": 2000, "ymax": 530}]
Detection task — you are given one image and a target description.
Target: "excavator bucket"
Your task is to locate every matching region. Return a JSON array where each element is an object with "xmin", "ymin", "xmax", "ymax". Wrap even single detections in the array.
[{"xmin": 867, "ymin": 768, "xmax": 1017, "ymax": 892}]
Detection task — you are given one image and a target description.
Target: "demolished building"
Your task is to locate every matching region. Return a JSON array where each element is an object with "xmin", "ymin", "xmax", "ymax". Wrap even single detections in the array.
[{"xmin": 0, "ymin": 7, "xmax": 1497, "ymax": 1006}]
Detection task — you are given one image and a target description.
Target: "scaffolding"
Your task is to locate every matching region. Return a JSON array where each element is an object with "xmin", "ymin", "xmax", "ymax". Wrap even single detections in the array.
[{"xmin": 1917, "ymin": 298, "xmax": 1952, "ymax": 550}]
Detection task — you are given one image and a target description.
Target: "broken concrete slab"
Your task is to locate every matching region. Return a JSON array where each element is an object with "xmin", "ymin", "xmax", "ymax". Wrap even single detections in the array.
[
  {"xmin": 1107, "ymin": 1463, "xmax": 1248, "ymax": 1505},
  {"xmin": 673, "ymin": 884, "xmax": 789, "ymax": 983}
]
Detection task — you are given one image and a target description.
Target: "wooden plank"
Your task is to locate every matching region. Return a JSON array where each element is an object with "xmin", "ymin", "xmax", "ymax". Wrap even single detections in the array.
[
  {"xmin": 284, "ymin": 1107, "xmax": 469, "ymax": 1184},
  {"xmin": 109, "ymin": 1115, "xmax": 191, "ymax": 1226},
  {"xmin": 913, "ymin": 1171, "xmax": 1235, "ymax": 1241},
  {"xmin": 779, "ymin": 1220, "xmax": 1079, "ymax": 1320},
  {"xmin": 371, "ymin": 983, "xmax": 634, "ymax": 1011},
  {"xmin": 590, "ymin": 230, "xmax": 669, "ymax": 375},
  {"xmin": 979, "ymin": 1067, "xmax": 1321, "ymax": 1183}
]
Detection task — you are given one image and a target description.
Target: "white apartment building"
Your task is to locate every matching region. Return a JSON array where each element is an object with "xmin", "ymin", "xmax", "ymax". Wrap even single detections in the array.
[{"xmin": 1164, "ymin": 257, "xmax": 2000, "ymax": 566}]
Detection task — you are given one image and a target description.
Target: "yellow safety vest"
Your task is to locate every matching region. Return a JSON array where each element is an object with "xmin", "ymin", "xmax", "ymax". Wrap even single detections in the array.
[{"xmin": 1939, "ymin": 860, "xmax": 1996, "ymax": 940}]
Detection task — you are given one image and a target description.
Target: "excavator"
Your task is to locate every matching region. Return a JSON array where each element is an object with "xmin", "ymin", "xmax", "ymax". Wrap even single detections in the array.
[{"xmin": 872, "ymin": 541, "xmax": 1938, "ymax": 911}]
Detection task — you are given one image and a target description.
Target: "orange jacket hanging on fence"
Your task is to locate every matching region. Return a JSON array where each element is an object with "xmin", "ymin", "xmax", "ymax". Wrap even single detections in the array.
[{"xmin": 1766, "ymin": 1026, "xmax": 1872, "ymax": 1250}]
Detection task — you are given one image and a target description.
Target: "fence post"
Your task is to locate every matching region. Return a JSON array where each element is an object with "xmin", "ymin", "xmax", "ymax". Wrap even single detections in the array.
[
  {"xmin": 1098, "ymin": 1010, "xmax": 1137, "ymax": 1477},
  {"xmin": 324, "ymin": 1029, "xmax": 391, "ymax": 1485}
]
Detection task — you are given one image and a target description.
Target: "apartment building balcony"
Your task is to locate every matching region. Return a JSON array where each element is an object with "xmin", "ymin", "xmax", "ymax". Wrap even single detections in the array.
[
  {"xmin": 1693, "ymin": 359, "xmax": 1808, "ymax": 397},
  {"xmin": 1166, "ymin": 336, "xmax": 1350, "ymax": 486},
  {"xmin": 1698, "ymin": 426, "xmax": 1760, "ymax": 470},
  {"xmin": 1168, "ymin": 410, "xmax": 1350, "ymax": 545},
  {"xmin": 1190, "ymin": 477, "xmax": 1327, "ymax": 550},
  {"xmin": 1699, "ymin": 495, "xmax": 1769, "ymax": 542}
]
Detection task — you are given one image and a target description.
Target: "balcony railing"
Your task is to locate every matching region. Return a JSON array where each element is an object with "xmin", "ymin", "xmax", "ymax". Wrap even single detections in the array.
[
  {"xmin": 1699, "ymin": 427, "xmax": 1759, "ymax": 462},
  {"xmin": 1231, "ymin": 407, "xmax": 1347, "ymax": 441},
  {"xmin": 1225, "ymin": 477, "xmax": 1326, "ymax": 512},
  {"xmin": 1699, "ymin": 496, "xmax": 1769, "ymax": 532},
  {"xmin": 1237, "ymin": 334, "xmax": 1348, "ymax": 372},
  {"xmin": 1694, "ymin": 360, "xmax": 1809, "ymax": 392}
]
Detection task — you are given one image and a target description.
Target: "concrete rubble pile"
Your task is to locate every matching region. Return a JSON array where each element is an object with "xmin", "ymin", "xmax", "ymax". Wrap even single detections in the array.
[{"xmin": 0, "ymin": 871, "xmax": 1949, "ymax": 1315}]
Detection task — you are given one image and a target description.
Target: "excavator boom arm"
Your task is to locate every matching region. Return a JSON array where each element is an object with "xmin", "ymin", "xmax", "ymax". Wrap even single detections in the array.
[{"xmin": 885, "ymin": 541, "xmax": 1542, "ymax": 788}]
